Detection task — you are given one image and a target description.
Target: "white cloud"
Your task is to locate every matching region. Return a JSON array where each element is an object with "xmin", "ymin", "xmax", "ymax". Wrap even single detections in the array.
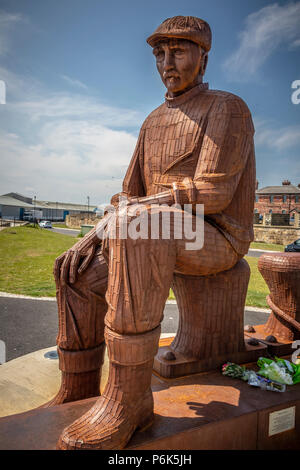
[
  {"xmin": 0, "ymin": 5, "xmax": 144, "ymax": 206},
  {"xmin": 223, "ymin": 2, "xmax": 300, "ymax": 81},
  {"xmin": 254, "ymin": 118, "xmax": 300, "ymax": 186},
  {"xmin": 0, "ymin": 11, "xmax": 25, "ymax": 56},
  {"xmin": 0, "ymin": 65, "xmax": 142, "ymax": 128},
  {"xmin": 61, "ymin": 75, "xmax": 88, "ymax": 90},
  {"xmin": 0, "ymin": 121, "xmax": 137, "ymax": 205},
  {"xmin": 11, "ymin": 93, "xmax": 142, "ymax": 128},
  {"xmin": 291, "ymin": 38, "xmax": 300, "ymax": 48},
  {"xmin": 254, "ymin": 118, "xmax": 300, "ymax": 151},
  {"xmin": 0, "ymin": 63, "xmax": 144, "ymax": 204}
]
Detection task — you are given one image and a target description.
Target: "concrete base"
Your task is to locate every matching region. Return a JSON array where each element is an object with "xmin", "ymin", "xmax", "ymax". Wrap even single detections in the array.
[
  {"xmin": 244, "ymin": 324, "xmax": 296, "ymax": 356},
  {"xmin": 0, "ymin": 366, "xmax": 300, "ymax": 450},
  {"xmin": 0, "ymin": 347, "xmax": 62, "ymax": 418},
  {"xmin": 154, "ymin": 336, "xmax": 267, "ymax": 378},
  {"xmin": 1, "ymin": 332, "xmax": 300, "ymax": 450},
  {"xmin": 154, "ymin": 326, "xmax": 298, "ymax": 379},
  {"xmin": 0, "ymin": 346, "xmax": 108, "ymax": 418},
  {"xmin": 0, "ymin": 335, "xmax": 174, "ymax": 418}
]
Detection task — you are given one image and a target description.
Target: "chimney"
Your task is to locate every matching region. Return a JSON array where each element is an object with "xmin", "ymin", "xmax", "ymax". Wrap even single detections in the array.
[
  {"xmin": 256, "ymin": 180, "xmax": 259, "ymax": 190},
  {"xmin": 282, "ymin": 180, "xmax": 291, "ymax": 185}
]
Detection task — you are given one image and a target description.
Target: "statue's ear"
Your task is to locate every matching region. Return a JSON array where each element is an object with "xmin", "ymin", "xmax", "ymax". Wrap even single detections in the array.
[{"xmin": 200, "ymin": 52, "xmax": 208, "ymax": 77}]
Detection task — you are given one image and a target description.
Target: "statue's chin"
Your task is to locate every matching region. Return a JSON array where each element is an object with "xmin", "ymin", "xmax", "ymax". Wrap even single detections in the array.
[
  {"xmin": 166, "ymin": 85, "xmax": 186, "ymax": 97},
  {"xmin": 166, "ymin": 86, "xmax": 190, "ymax": 97},
  {"xmin": 165, "ymin": 79, "xmax": 200, "ymax": 98}
]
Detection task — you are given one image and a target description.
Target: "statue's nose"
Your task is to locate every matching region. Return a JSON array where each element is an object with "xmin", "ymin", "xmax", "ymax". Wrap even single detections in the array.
[{"xmin": 163, "ymin": 51, "xmax": 175, "ymax": 71}]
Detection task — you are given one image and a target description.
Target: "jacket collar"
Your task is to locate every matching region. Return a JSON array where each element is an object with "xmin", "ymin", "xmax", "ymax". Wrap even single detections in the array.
[{"xmin": 165, "ymin": 82, "xmax": 209, "ymax": 108}]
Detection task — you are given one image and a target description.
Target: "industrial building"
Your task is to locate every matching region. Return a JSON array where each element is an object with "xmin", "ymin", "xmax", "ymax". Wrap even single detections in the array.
[
  {"xmin": 0, "ymin": 192, "xmax": 98, "ymax": 221},
  {"xmin": 0, "ymin": 194, "xmax": 34, "ymax": 220}
]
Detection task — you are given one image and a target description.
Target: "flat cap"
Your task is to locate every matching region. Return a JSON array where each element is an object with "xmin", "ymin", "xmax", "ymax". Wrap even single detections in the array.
[{"xmin": 147, "ymin": 16, "xmax": 212, "ymax": 52}]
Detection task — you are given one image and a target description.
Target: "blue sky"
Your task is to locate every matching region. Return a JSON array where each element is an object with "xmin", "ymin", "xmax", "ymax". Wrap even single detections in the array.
[{"xmin": 0, "ymin": 0, "xmax": 299, "ymax": 206}]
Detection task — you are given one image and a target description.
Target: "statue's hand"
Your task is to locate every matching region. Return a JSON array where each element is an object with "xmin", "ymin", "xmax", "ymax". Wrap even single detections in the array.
[
  {"xmin": 54, "ymin": 214, "xmax": 111, "ymax": 286},
  {"xmin": 110, "ymin": 192, "xmax": 130, "ymax": 208},
  {"xmin": 53, "ymin": 239, "xmax": 96, "ymax": 285}
]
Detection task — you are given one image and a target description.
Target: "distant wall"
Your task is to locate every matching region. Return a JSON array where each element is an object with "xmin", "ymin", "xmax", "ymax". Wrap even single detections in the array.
[
  {"xmin": 254, "ymin": 225, "xmax": 300, "ymax": 245},
  {"xmin": 0, "ymin": 205, "xmax": 20, "ymax": 219},
  {"xmin": 41, "ymin": 208, "xmax": 65, "ymax": 221},
  {"xmin": 66, "ymin": 213, "xmax": 101, "ymax": 229},
  {"xmin": 263, "ymin": 213, "xmax": 290, "ymax": 226},
  {"xmin": 253, "ymin": 213, "xmax": 260, "ymax": 224}
]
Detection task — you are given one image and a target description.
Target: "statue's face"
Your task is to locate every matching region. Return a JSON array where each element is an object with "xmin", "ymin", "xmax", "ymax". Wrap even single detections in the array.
[{"xmin": 153, "ymin": 38, "xmax": 206, "ymax": 97}]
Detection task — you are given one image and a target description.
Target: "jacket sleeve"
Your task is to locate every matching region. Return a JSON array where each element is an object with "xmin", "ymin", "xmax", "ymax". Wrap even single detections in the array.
[
  {"xmin": 122, "ymin": 127, "xmax": 146, "ymax": 198},
  {"xmin": 172, "ymin": 96, "xmax": 255, "ymax": 214},
  {"xmin": 110, "ymin": 127, "xmax": 146, "ymax": 206}
]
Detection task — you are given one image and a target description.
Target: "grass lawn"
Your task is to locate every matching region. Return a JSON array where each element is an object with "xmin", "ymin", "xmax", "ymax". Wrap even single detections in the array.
[
  {"xmin": 0, "ymin": 226, "xmax": 269, "ymax": 307},
  {"xmin": 244, "ymin": 256, "xmax": 268, "ymax": 308},
  {"xmin": 0, "ymin": 226, "xmax": 75, "ymax": 297},
  {"xmin": 250, "ymin": 241, "xmax": 284, "ymax": 252}
]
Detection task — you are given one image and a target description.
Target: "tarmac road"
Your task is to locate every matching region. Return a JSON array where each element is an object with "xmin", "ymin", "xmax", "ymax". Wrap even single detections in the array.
[
  {"xmin": 246, "ymin": 249, "xmax": 277, "ymax": 258},
  {"xmin": 0, "ymin": 296, "xmax": 269, "ymax": 362},
  {"xmin": 50, "ymin": 227, "xmax": 80, "ymax": 237}
]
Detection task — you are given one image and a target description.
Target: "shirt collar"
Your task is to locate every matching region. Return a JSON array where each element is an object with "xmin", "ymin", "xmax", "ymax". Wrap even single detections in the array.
[{"xmin": 165, "ymin": 82, "xmax": 209, "ymax": 108}]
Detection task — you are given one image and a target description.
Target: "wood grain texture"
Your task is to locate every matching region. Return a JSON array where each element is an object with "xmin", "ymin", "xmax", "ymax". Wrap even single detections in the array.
[
  {"xmin": 153, "ymin": 259, "xmax": 268, "ymax": 378},
  {"xmin": 57, "ymin": 326, "xmax": 160, "ymax": 450},
  {"xmin": 47, "ymin": 15, "xmax": 256, "ymax": 449},
  {"xmin": 123, "ymin": 86, "xmax": 255, "ymax": 256},
  {"xmin": 171, "ymin": 259, "xmax": 250, "ymax": 359},
  {"xmin": 258, "ymin": 253, "xmax": 300, "ymax": 342}
]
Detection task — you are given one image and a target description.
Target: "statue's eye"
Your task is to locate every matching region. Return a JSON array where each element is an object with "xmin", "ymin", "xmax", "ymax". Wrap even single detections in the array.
[
  {"xmin": 174, "ymin": 48, "xmax": 184, "ymax": 55},
  {"xmin": 154, "ymin": 51, "xmax": 164, "ymax": 61}
]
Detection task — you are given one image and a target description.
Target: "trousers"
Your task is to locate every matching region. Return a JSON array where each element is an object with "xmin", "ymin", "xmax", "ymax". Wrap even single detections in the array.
[{"xmin": 56, "ymin": 204, "xmax": 239, "ymax": 351}]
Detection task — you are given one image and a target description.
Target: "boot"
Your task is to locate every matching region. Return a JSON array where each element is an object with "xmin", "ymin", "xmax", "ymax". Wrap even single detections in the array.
[
  {"xmin": 43, "ymin": 343, "xmax": 106, "ymax": 407},
  {"xmin": 57, "ymin": 325, "xmax": 161, "ymax": 449}
]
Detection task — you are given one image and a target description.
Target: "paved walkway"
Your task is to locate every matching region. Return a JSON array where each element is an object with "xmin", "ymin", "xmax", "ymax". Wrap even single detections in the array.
[
  {"xmin": 0, "ymin": 336, "xmax": 176, "ymax": 418},
  {"xmin": 0, "ymin": 346, "xmax": 62, "ymax": 417}
]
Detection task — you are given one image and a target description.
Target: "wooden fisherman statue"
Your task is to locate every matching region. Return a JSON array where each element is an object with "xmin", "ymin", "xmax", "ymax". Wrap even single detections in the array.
[{"xmin": 46, "ymin": 16, "xmax": 256, "ymax": 450}]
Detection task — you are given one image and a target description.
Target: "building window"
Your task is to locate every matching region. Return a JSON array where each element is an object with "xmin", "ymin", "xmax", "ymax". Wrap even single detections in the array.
[
  {"xmin": 270, "ymin": 196, "xmax": 274, "ymax": 203},
  {"xmin": 269, "ymin": 209, "xmax": 272, "ymax": 214},
  {"xmin": 255, "ymin": 195, "xmax": 258, "ymax": 202},
  {"xmin": 296, "ymin": 196, "xmax": 299, "ymax": 203},
  {"xmin": 283, "ymin": 195, "xmax": 287, "ymax": 203},
  {"xmin": 282, "ymin": 210, "xmax": 286, "ymax": 214}
]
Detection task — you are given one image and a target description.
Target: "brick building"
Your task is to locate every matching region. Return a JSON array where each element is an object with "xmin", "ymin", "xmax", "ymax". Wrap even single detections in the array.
[{"xmin": 255, "ymin": 180, "xmax": 300, "ymax": 216}]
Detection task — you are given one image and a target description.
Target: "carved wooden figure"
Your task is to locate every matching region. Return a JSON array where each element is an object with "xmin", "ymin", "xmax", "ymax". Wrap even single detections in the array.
[
  {"xmin": 258, "ymin": 253, "xmax": 300, "ymax": 342},
  {"xmin": 46, "ymin": 16, "xmax": 256, "ymax": 450}
]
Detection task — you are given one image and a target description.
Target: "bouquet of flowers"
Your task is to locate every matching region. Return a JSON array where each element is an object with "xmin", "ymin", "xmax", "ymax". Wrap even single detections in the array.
[
  {"xmin": 221, "ymin": 362, "xmax": 250, "ymax": 381},
  {"xmin": 221, "ymin": 361, "xmax": 286, "ymax": 392},
  {"xmin": 257, "ymin": 357, "xmax": 300, "ymax": 385}
]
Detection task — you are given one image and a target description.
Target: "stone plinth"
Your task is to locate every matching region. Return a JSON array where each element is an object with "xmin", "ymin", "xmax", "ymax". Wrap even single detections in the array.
[
  {"xmin": 0, "ymin": 366, "xmax": 299, "ymax": 450},
  {"xmin": 254, "ymin": 225, "xmax": 300, "ymax": 246}
]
